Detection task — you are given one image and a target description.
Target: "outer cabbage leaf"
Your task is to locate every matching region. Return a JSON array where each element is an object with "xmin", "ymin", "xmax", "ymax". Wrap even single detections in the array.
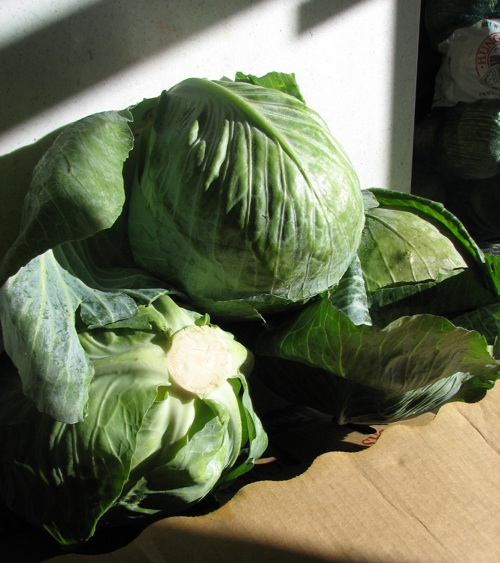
[
  {"xmin": 453, "ymin": 302, "xmax": 500, "ymax": 346},
  {"xmin": 361, "ymin": 201, "xmax": 468, "ymax": 291},
  {"xmin": 328, "ymin": 254, "xmax": 372, "ymax": 326},
  {"xmin": 235, "ymin": 71, "xmax": 306, "ymax": 102},
  {"xmin": 128, "ymin": 75, "xmax": 364, "ymax": 320},
  {"xmin": 0, "ymin": 295, "xmax": 267, "ymax": 545},
  {"xmin": 0, "ymin": 238, "xmax": 168, "ymax": 424},
  {"xmin": 363, "ymin": 189, "xmax": 495, "ymax": 283},
  {"xmin": 0, "ymin": 111, "xmax": 134, "ymax": 286},
  {"xmin": 255, "ymin": 295, "xmax": 499, "ymax": 425},
  {"xmin": 359, "ymin": 188, "xmax": 500, "ymax": 324}
]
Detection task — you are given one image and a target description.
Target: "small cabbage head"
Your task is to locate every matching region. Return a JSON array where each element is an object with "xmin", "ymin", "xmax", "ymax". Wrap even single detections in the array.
[{"xmin": 0, "ymin": 295, "xmax": 267, "ymax": 546}]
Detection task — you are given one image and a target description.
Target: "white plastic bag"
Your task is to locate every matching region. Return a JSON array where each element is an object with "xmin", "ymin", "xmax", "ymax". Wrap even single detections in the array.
[{"xmin": 433, "ymin": 18, "xmax": 500, "ymax": 106}]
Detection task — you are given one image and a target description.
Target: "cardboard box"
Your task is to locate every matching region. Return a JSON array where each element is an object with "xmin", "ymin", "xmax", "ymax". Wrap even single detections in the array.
[{"xmin": 29, "ymin": 378, "xmax": 498, "ymax": 563}]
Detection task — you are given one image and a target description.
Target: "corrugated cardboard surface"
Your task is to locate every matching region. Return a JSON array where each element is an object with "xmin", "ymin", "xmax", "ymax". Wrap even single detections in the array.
[{"xmin": 43, "ymin": 382, "xmax": 500, "ymax": 563}]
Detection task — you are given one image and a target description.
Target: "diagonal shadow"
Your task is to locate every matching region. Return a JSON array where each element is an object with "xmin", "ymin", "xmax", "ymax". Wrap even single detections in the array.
[
  {"xmin": 0, "ymin": 0, "xmax": 382, "ymax": 260},
  {"xmin": 0, "ymin": 0, "xmax": 268, "ymax": 136},
  {"xmin": 297, "ymin": 0, "xmax": 366, "ymax": 34},
  {"xmin": 388, "ymin": 0, "xmax": 421, "ymax": 191}
]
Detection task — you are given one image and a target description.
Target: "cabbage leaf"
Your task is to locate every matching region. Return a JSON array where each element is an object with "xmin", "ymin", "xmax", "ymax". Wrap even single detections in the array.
[
  {"xmin": 0, "ymin": 238, "xmax": 167, "ymax": 423},
  {"xmin": 360, "ymin": 188, "xmax": 500, "ymax": 324},
  {"xmin": 0, "ymin": 111, "xmax": 134, "ymax": 286},
  {"xmin": 255, "ymin": 294, "xmax": 499, "ymax": 425}
]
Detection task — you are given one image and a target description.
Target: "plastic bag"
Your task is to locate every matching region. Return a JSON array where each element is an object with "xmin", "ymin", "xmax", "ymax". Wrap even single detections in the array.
[{"xmin": 433, "ymin": 19, "xmax": 500, "ymax": 107}]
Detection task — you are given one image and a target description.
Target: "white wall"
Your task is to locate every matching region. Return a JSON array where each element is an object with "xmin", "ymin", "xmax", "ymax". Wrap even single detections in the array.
[{"xmin": 0, "ymin": 0, "xmax": 420, "ymax": 192}]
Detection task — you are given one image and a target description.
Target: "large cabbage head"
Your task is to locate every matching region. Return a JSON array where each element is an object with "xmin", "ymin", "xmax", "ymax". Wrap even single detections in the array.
[
  {"xmin": 128, "ymin": 76, "xmax": 364, "ymax": 320},
  {"xmin": 0, "ymin": 295, "xmax": 267, "ymax": 546}
]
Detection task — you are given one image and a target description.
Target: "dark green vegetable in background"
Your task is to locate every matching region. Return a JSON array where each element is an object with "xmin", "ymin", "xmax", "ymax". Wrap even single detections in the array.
[
  {"xmin": 433, "ymin": 100, "xmax": 500, "ymax": 180},
  {"xmin": 444, "ymin": 176, "xmax": 500, "ymax": 242},
  {"xmin": 425, "ymin": 0, "xmax": 500, "ymax": 46},
  {"xmin": 414, "ymin": 1, "xmax": 500, "ymax": 242}
]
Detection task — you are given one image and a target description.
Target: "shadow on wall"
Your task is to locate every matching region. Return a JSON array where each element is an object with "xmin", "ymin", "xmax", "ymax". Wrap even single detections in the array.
[
  {"xmin": 390, "ymin": 0, "xmax": 421, "ymax": 192},
  {"xmin": 0, "ymin": 0, "xmax": 262, "ymax": 135},
  {"xmin": 0, "ymin": 0, "xmax": 419, "ymax": 256},
  {"xmin": 0, "ymin": 0, "xmax": 368, "ymax": 136},
  {"xmin": 297, "ymin": 0, "xmax": 365, "ymax": 34}
]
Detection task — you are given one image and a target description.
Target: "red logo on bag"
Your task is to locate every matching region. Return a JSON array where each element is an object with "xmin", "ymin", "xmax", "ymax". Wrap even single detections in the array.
[{"xmin": 476, "ymin": 32, "xmax": 500, "ymax": 90}]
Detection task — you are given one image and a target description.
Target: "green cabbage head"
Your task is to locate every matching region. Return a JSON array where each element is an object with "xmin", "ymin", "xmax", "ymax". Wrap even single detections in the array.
[
  {"xmin": 128, "ymin": 76, "xmax": 364, "ymax": 320},
  {"xmin": 0, "ymin": 295, "xmax": 267, "ymax": 546}
]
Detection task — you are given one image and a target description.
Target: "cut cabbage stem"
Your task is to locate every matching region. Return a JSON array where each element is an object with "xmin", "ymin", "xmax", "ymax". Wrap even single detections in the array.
[{"xmin": 165, "ymin": 325, "xmax": 233, "ymax": 397}]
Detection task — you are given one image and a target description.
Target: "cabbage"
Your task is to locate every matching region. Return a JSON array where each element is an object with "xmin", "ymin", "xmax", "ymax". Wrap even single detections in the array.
[
  {"xmin": 251, "ymin": 189, "xmax": 500, "ymax": 425},
  {"xmin": 0, "ymin": 72, "xmax": 363, "ymax": 423},
  {"xmin": 1, "ymin": 71, "xmax": 499, "ymax": 550},
  {"xmin": 127, "ymin": 75, "xmax": 364, "ymax": 320},
  {"xmin": 0, "ymin": 294, "xmax": 267, "ymax": 546}
]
